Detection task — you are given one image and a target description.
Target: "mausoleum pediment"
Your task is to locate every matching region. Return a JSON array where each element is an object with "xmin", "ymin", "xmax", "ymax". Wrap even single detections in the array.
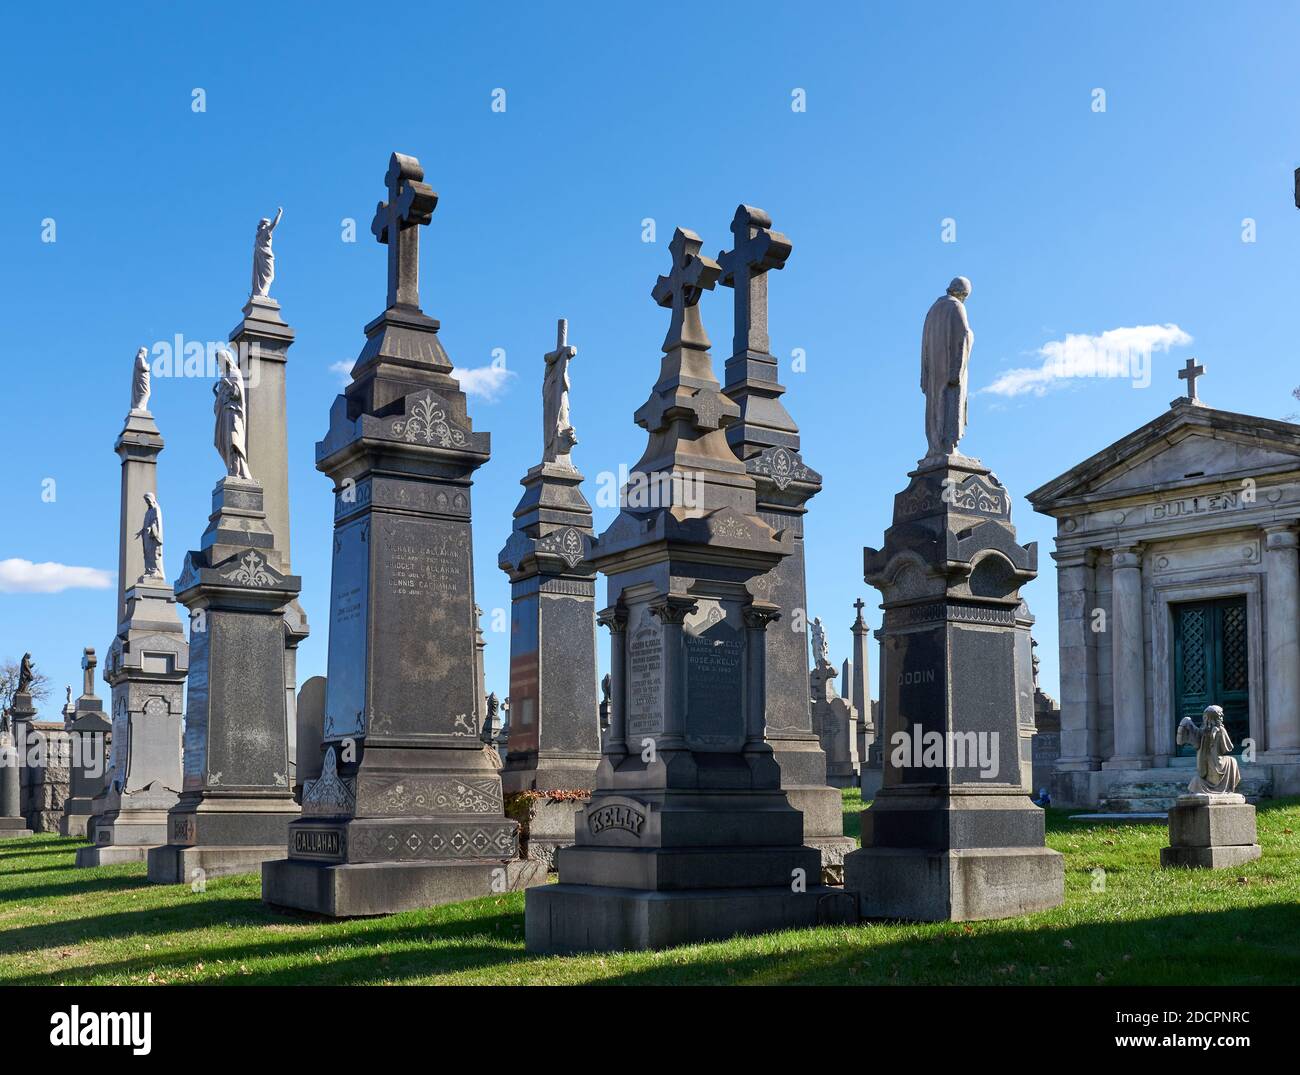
[{"xmin": 1027, "ymin": 403, "xmax": 1300, "ymax": 511}]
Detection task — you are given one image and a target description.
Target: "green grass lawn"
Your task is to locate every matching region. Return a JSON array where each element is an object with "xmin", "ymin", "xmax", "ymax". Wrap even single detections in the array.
[{"xmin": 2, "ymin": 792, "xmax": 1298, "ymax": 985}]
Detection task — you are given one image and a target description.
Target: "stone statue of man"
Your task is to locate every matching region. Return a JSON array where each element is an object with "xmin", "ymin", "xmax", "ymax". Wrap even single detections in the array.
[
  {"xmin": 16, "ymin": 653, "xmax": 34, "ymax": 695},
  {"xmin": 920, "ymin": 276, "xmax": 974, "ymax": 461},
  {"xmin": 1177, "ymin": 704, "xmax": 1242, "ymax": 796},
  {"xmin": 131, "ymin": 346, "xmax": 151, "ymax": 412},
  {"xmin": 542, "ymin": 319, "xmax": 578, "ymax": 465},
  {"xmin": 213, "ymin": 350, "xmax": 253, "ymax": 480},
  {"xmin": 137, "ymin": 492, "xmax": 165, "ymax": 580},
  {"xmin": 251, "ymin": 207, "xmax": 283, "ymax": 299}
]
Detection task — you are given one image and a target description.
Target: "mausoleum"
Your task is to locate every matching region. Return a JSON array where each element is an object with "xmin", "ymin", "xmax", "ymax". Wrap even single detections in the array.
[{"xmin": 1028, "ymin": 365, "xmax": 1300, "ymax": 809}]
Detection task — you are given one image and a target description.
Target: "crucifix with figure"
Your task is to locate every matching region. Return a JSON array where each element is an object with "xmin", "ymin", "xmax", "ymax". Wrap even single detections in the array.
[
  {"xmin": 1179, "ymin": 357, "xmax": 1206, "ymax": 403},
  {"xmin": 717, "ymin": 204, "xmax": 792, "ymax": 360},
  {"xmin": 371, "ymin": 152, "xmax": 439, "ymax": 311},
  {"xmin": 652, "ymin": 227, "xmax": 721, "ymax": 352}
]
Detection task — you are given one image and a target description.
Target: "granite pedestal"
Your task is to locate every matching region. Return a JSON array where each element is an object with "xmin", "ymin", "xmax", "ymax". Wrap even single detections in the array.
[
  {"xmin": 1160, "ymin": 793, "xmax": 1262, "ymax": 869},
  {"xmin": 147, "ymin": 477, "xmax": 301, "ymax": 883}
]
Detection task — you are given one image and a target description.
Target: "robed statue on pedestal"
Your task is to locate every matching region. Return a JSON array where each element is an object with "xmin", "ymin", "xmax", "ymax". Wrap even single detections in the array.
[
  {"xmin": 213, "ymin": 349, "xmax": 253, "ymax": 480},
  {"xmin": 920, "ymin": 276, "xmax": 974, "ymax": 461}
]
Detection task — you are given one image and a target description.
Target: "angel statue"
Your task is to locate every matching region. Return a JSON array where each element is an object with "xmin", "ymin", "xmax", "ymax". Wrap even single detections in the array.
[
  {"xmin": 213, "ymin": 349, "xmax": 252, "ymax": 480},
  {"xmin": 251, "ymin": 207, "xmax": 283, "ymax": 298},
  {"xmin": 1177, "ymin": 704, "xmax": 1242, "ymax": 796},
  {"xmin": 137, "ymin": 492, "xmax": 165, "ymax": 580}
]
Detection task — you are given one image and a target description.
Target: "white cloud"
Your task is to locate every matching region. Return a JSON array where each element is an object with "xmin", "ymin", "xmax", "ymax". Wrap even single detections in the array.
[
  {"xmin": 329, "ymin": 360, "xmax": 352, "ymax": 385},
  {"xmin": 453, "ymin": 365, "xmax": 515, "ymax": 402},
  {"xmin": 982, "ymin": 324, "xmax": 1192, "ymax": 397},
  {"xmin": 0, "ymin": 559, "xmax": 113, "ymax": 594}
]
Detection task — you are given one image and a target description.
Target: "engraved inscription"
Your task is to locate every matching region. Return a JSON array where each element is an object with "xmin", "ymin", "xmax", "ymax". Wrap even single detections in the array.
[{"xmin": 626, "ymin": 618, "xmax": 664, "ymax": 739}]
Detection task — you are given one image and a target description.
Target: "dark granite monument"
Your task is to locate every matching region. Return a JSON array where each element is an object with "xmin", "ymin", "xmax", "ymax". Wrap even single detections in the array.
[
  {"xmin": 497, "ymin": 318, "xmax": 601, "ymax": 867},
  {"xmin": 716, "ymin": 205, "xmax": 855, "ymax": 872},
  {"xmin": 261, "ymin": 152, "xmax": 544, "ymax": 917},
  {"xmin": 146, "ymin": 469, "xmax": 302, "ymax": 883},
  {"xmin": 61, "ymin": 648, "xmax": 112, "ymax": 839},
  {"xmin": 525, "ymin": 227, "xmax": 853, "ymax": 953},
  {"xmin": 0, "ymin": 709, "xmax": 31, "ymax": 838},
  {"xmin": 843, "ymin": 278, "xmax": 1063, "ymax": 921}
]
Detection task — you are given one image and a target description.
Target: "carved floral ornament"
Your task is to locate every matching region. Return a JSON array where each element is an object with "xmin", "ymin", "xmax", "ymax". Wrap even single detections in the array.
[
  {"xmin": 392, "ymin": 392, "xmax": 469, "ymax": 448},
  {"xmin": 219, "ymin": 550, "xmax": 277, "ymax": 587}
]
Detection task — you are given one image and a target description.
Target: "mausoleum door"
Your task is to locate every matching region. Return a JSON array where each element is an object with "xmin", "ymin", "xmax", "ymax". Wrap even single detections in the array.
[{"xmin": 1172, "ymin": 596, "xmax": 1249, "ymax": 755}]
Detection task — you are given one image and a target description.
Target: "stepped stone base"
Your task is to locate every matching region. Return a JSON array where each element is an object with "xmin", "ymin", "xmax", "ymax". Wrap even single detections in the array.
[
  {"xmin": 76, "ymin": 844, "xmax": 153, "ymax": 866},
  {"xmin": 262, "ymin": 857, "xmax": 547, "ymax": 918},
  {"xmin": 1160, "ymin": 795, "xmax": 1262, "ymax": 870},
  {"xmin": 526, "ymin": 882, "xmax": 856, "ymax": 954},
  {"xmin": 845, "ymin": 845, "xmax": 1064, "ymax": 922},
  {"xmin": 75, "ymin": 810, "xmax": 172, "ymax": 867},
  {"xmin": 0, "ymin": 818, "xmax": 33, "ymax": 839},
  {"xmin": 520, "ymin": 797, "xmax": 586, "ymax": 871},
  {"xmin": 147, "ymin": 844, "xmax": 288, "ymax": 884},
  {"xmin": 1051, "ymin": 763, "xmax": 1280, "ymax": 811},
  {"xmin": 783, "ymin": 786, "xmax": 856, "ymax": 882}
]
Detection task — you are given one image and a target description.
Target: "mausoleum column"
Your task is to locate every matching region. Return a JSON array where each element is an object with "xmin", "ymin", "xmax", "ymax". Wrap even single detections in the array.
[
  {"xmin": 1264, "ymin": 525, "xmax": 1300, "ymax": 753},
  {"xmin": 1054, "ymin": 549, "xmax": 1099, "ymax": 770},
  {"xmin": 1108, "ymin": 545, "xmax": 1149, "ymax": 767}
]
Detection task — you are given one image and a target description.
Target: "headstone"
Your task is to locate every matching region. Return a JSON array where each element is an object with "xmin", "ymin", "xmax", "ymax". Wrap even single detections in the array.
[
  {"xmin": 262, "ymin": 152, "xmax": 544, "ymax": 917},
  {"xmin": 146, "ymin": 472, "xmax": 302, "ymax": 883},
  {"xmin": 526, "ymin": 227, "xmax": 852, "ymax": 953},
  {"xmin": 497, "ymin": 318, "xmax": 601, "ymax": 868},
  {"xmin": 843, "ymin": 278, "xmax": 1064, "ymax": 922},
  {"xmin": 61, "ymin": 648, "xmax": 112, "ymax": 839},
  {"xmin": 810, "ymin": 636, "xmax": 859, "ymax": 788},
  {"xmin": 715, "ymin": 205, "xmax": 854, "ymax": 872},
  {"xmin": 294, "ymin": 676, "xmax": 327, "ymax": 803},
  {"xmin": 229, "ymin": 228, "xmax": 310, "ymax": 806}
]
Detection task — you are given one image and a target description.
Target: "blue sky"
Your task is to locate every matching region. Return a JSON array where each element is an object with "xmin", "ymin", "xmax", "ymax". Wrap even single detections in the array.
[{"xmin": 4, "ymin": 2, "xmax": 1300, "ymax": 715}]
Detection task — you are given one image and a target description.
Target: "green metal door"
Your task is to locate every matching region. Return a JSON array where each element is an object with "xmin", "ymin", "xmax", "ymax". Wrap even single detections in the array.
[{"xmin": 1172, "ymin": 596, "xmax": 1249, "ymax": 755}]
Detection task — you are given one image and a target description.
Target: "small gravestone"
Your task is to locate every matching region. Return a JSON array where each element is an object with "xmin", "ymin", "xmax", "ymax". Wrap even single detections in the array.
[
  {"xmin": 147, "ymin": 350, "xmax": 302, "ymax": 884},
  {"xmin": 526, "ymin": 227, "xmax": 851, "ymax": 953},
  {"xmin": 294, "ymin": 676, "xmax": 327, "ymax": 803},
  {"xmin": 262, "ymin": 152, "xmax": 544, "ymax": 917},
  {"xmin": 843, "ymin": 278, "xmax": 1063, "ymax": 921},
  {"xmin": 498, "ymin": 318, "xmax": 601, "ymax": 868},
  {"xmin": 61, "ymin": 649, "xmax": 112, "ymax": 839},
  {"xmin": 809, "ymin": 624, "xmax": 859, "ymax": 788}
]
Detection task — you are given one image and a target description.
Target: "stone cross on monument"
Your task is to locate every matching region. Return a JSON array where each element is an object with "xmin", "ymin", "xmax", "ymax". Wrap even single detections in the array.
[
  {"xmin": 652, "ymin": 228, "xmax": 721, "ymax": 351},
  {"xmin": 371, "ymin": 153, "xmax": 439, "ymax": 311},
  {"xmin": 717, "ymin": 204, "xmax": 792, "ymax": 359},
  {"xmin": 1178, "ymin": 357, "xmax": 1206, "ymax": 403}
]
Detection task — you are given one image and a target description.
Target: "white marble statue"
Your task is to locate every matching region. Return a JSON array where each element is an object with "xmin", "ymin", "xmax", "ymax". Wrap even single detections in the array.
[
  {"xmin": 251, "ymin": 207, "xmax": 283, "ymax": 299},
  {"xmin": 137, "ymin": 492, "xmax": 165, "ymax": 580},
  {"xmin": 543, "ymin": 318, "xmax": 578, "ymax": 465},
  {"xmin": 810, "ymin": 616, "xmax": 830, "ymax": 669},
  {"xmin": 920, "ymin": 276, "xmax": 974, "ymax": 461},
  {"xmin": 131, "ymin": 346, "xmax": 151, "ymax": 412},
  {"xmin": 1177, "ymin": 704, "xmax": 1242, "ymax": 796},
  {"xmin": 213, "ymin": 350, "xmax": 252, "ymax": 480}
]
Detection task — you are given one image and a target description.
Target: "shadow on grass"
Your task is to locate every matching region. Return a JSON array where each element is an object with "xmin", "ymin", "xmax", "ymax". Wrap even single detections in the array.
[
  {"xmin": 3, "ymin": 901, "xmax": 527, "ymax": 985},
  {"xmin": 0, "ymin": 872, "xmax": 154, "ymax": 903},
  {"xmin": 589, "ymin": 902, "xmax": 1300, "ymax": 986}
]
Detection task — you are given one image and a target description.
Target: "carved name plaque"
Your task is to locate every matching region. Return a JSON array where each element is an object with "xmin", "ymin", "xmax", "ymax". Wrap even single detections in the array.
[
  {"xmin": 626, "ymin": 615, "xmax": 664, "ymax": 740},
  {"xmin": 587, "ymin": 800, "xmax": 647, "ymax": 837},
  {"xmin": 292, "ymin": 826, "xmax": 344, "ymax": 861},
  {"xmin": 684, "ymin": 613, "xmax": 745, "ymax": 752},
  {"xmin": 324, "ymin": 516, "xmax": 369, "ymax": 740},
  {"xmin": 1148, "ymin": 490, "xmax": 1245, "ymax": 522}
]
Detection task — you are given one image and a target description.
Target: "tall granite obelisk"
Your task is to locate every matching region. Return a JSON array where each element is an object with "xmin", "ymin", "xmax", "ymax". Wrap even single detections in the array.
[
  {"xmin": 526, "ymin": 227, "xmax": 852, "ymax": 953},
  {"xmin": 843, "ymin": 278, "xmax": 1063, "ymax": 921},
  {"xmin": 497, "ymin": 319, "xmax": 601, "ymax": 867},
  {"xmin": 147, "ymin": 349, "xmax": 302, "ymax": 884},
  {"xmin": 229, "ymin": 211, "xmax": 309, "ymax": 795},
  {"xmin": 716, "ymin": 205, "xmax": 854, "ymax": 872},
  {"xmin": 262, "ymin": 152, "xmax": 544, "ymax": 917}
]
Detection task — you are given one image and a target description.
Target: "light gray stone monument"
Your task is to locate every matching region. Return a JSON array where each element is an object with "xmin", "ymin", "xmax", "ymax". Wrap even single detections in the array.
[
  {"xmin": 147, "ymin": 356, "xmax": 302, "ymax": 884},
  {"xmin": 843, "ymin": 278, "xmax": 1064, "ymax": 922},
  {"xmin": 716, "ymin": 205, "xmax": 854, "ymax": 873},
  {"xmin": 497, "ymin": 318, "xmax": 601, "ymax": 868},
  {"xmin": 0, "ymin": 711, "xmax": 32, "ymax": 838},
  {"xmin": 810, "ymin": 633, "xmax": 859, "ymax": 788},
  {"xmin": 1161, "ymin": 705, "xmax": 1262, "ymax": 868},
  {"xmin": 262, "ymin": 152, "xmax": 543, "ymax": 917},
  {"xmin": 526, "ymin": 227, "xmax": 853, "ymax": 953},
  {"xmin": 229, "ymin": 217, "xmax": 310, "ymax": 806},
  {"xmin": 61, "ymin": 649, "xmax": 112, "ymax": 839},
  {"xmin": 294, "ymin": 676, "xmax": 326, "ymax": 804},
  {"xmin": 76, "ymin": 497, "xmax": 189, "ymax": 866}
]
